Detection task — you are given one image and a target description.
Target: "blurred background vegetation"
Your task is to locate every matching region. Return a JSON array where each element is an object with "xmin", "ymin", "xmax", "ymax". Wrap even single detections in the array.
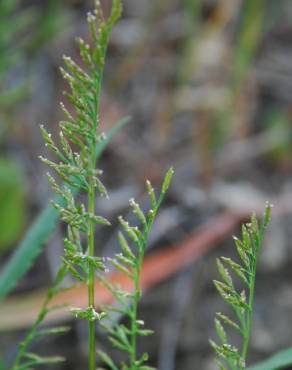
[{"xmin": 0, "ymin": 0, "xmax": 292, "ymax": 369}]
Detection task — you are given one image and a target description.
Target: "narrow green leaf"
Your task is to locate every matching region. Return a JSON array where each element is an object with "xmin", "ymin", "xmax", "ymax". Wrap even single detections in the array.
[{"xmin": 248, "ymin": 348, "xmax": 292, "ymax": 370}]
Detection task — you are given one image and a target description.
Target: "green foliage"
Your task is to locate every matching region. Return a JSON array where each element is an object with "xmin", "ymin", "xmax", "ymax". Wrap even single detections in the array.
[
  {"xmin": 248, "ymin": 347, "xmax": 292, "ymax": 370},
  {"xmin": 11, "ymin": 1, "xmax": 126, "ymax": 369},
  {"xmin": 210, "ymin": 204, "xmax": 272, "ymax": 369},
  {"xmin": 0, "ymin": 158, "xmax": 27, "ymax": 251},
  {"xmin": 98, "ymin": 168, "xmax": 173, "ymax": 370},
  {"xmin": 11, "ymin": 266, "xmax": 70, "ymax": 370},
  {"xmin": 0, "ymin": 117, "xmax": 129, "ymax": 302},
  {"xmin": 38, "ymin": 1, "xmax": 123, "ymax": 368},
  {"xmin": 2, "ymin": 1, "xmax": 290, "ymax": 369},
  {"xmin": 17, "ymin": 1, "xmax": 171, "ymax": 367},
  {"xmin": 7, "ymin": 1, "xmax": 171, "ymax": 368}
]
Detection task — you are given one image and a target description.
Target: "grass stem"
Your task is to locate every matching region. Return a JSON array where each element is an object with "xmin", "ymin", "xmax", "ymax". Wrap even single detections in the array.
[{"xmin": 88, "ymin": 185, "xmax": 96, "ymax": 370}]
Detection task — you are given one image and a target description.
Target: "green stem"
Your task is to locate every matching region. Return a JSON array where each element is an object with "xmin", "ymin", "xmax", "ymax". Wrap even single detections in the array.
[
  {"xmin": 126, "ymin": 190, "xmax": 169, "ymax": 369},
  {"xmin": 12, "ymin": 266, "xmax": 67, "ymax": 369},
  {"xmin": 88, "ymin": 184, "xmax": 96, "ymax": 370},
  {"xmin": 130, "ymin": 254, "xmax": 142, "ymax": 370},
  {"xmin": 87, "ymin": 43, "xmax": 103, "ymax": 370},
  {"xmin": 129, "ymin": 222, "xmax": 151, "ymax": 370},
  {"xmin": 12, "ymin": 302, "xmax": 49, "ymax": 369},
  {"xmin": 242, "ymin": 231, "xmax": 264, "ymax": 362},
  {"xmin": 242, "ymin": 259, "xmax": 257, "ymax": 361}
]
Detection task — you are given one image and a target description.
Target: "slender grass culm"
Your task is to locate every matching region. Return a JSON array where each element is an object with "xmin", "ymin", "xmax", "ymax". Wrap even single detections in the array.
[
  {"xmin": 11, "ymin": 1, "xmax": 122, "ymax": 369},
  {"xmin": 210, "ymin": 203, "xmax": 272, "ymax": 369},
  {"xmin": 39, "ymin": 2, "xmax": 122, "ymax": 369},
  {"xmin": 11, "ymin": 1, "xmax": 173, "ymax": 369},
  {"xmin": 97, "ymin": 169, "xmax": 173, "ymax": 370}
]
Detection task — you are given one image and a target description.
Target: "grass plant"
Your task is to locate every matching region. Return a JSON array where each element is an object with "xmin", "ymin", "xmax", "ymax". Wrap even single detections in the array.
[
  {"xmin": 210, "ymin": 204, "xmax": 272, "ymax": 369},
  {"xmin": 4, "ymin": 2, "xmax": 292, "ymax": 370},
  {"xmin": 97, "ymin": 169, "xmax": 173, "ymax": 370},
  {"xmin": 11, "ymin": 266, "xmax": 69, "ymax": 370},
  {"xmin": 11, "ymin": 1, "xmax": 173, "ymax": 369}
]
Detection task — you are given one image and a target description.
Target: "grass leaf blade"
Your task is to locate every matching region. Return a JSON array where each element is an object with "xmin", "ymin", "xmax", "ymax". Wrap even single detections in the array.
[{"xmin": 248, "ymin": 348, "xmax": 292, "ymax": 370}]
